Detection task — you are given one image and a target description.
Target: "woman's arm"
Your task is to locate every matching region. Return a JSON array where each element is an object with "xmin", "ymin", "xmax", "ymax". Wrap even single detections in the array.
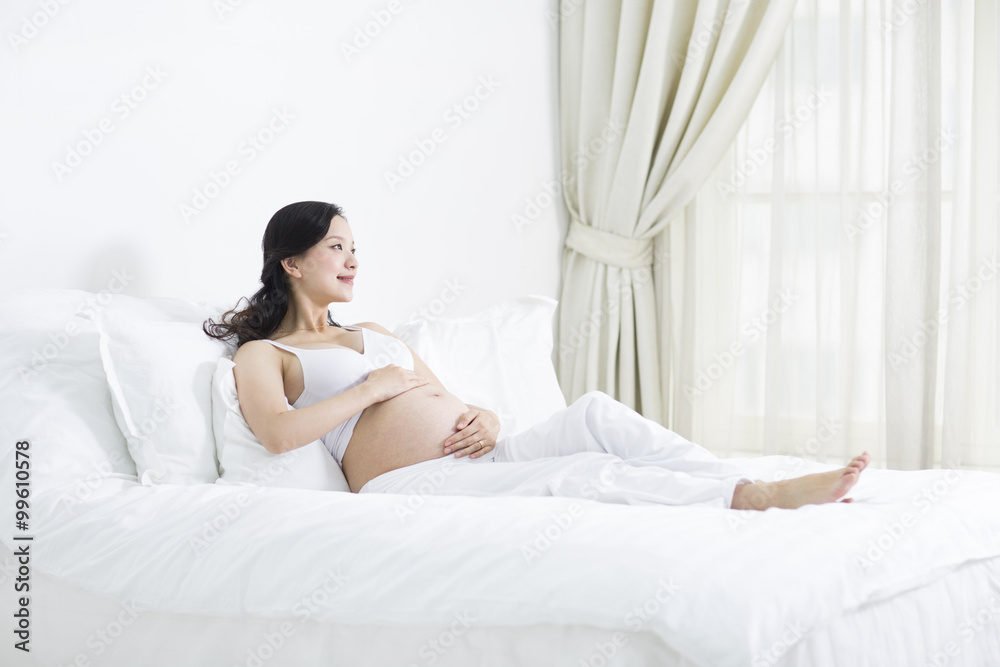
[
  {"xmin": 355, "ymin": 322, "xmax": 449, "ymax": 393},
  {"xmin": 232, "ymin": 340, "xmax": 380, "ymax": 454}
]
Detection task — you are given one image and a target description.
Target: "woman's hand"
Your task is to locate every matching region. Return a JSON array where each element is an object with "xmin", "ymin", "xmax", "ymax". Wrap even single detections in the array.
[
  {"xmin": 442, "ymin": 407, "xmax": 500, "ymax": 458},
  {"xmin": 362, "ymin": 365, "xmax": 430, "ymax": 403}
]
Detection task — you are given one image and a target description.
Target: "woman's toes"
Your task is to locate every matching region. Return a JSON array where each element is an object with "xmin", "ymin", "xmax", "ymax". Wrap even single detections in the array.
[
  {"xmin": 833, "ymin": 469, "xmax": 858, "ymax": 495},
  {"xmin": 848, "ymin": 454, "xmax": 869, "ymax": 471}
]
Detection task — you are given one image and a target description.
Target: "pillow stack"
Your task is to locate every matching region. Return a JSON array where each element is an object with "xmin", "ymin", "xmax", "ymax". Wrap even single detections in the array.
[{"xmin": 38, "ymin": 290, "xmax": 568, "ymax": 493}]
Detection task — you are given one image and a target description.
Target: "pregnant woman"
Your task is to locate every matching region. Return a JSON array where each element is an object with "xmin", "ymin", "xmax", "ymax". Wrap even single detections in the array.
[{"xmin": 204, "ymin": 201, "xmax": 870, "ymax": 509}]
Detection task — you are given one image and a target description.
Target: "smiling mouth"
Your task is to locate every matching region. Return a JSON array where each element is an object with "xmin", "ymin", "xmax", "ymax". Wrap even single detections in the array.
[{"xmin": 338, "ymin": 277, "xmax": 354, "ymax": 284}]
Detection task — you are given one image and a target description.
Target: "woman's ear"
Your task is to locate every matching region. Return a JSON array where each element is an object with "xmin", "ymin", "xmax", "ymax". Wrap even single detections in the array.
[{"xmin": 280, "ymin": 256, "xmax": 301, "ymax": 278}]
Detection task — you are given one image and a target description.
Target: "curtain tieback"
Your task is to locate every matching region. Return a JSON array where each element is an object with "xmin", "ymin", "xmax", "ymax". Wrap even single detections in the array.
[{"xmin": 564, "ymin": 217, "xmax": 653, "ymax": 269}]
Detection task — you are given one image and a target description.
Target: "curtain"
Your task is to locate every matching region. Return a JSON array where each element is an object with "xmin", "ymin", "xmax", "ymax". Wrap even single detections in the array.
[
  {"xmin": 555, "ymin": 0, "xmax": 798, "ymax": 422},
  {"xmin": 669, "ymin": 0, "xmax": 1000, "ymax": 471}
]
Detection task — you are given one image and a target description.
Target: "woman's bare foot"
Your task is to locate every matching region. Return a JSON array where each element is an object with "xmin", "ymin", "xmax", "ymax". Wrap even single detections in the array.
[{"xmin": 731, "ymin": 452, "xmax": 871, "ymax": 510}]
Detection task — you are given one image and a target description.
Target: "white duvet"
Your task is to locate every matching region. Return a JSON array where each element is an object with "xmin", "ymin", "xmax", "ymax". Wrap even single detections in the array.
[{"xmin": 21, "ymin": 455, "xmax": 1000, "ymax": 667}]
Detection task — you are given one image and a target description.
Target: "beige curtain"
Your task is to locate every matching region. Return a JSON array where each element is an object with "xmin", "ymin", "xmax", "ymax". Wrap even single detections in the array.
[
  {"xmin": 668, "ymin": 0, "xmax": 999, "ymax": 472},
  {"xmin": 555, "ymin": 0, "xmax": 798, "ymax": 421}
]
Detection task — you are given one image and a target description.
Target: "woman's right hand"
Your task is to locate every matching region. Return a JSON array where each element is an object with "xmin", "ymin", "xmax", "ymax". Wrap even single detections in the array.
[{"xmin": 363, "ymin": 365, "xmax": 430, "ymax": 402}]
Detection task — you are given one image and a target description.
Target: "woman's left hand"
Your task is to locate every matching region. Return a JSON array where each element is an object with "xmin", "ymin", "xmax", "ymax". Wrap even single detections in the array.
[{"xmin": 442, "ymin": 407, "xmax": 500, "ymax": 458}]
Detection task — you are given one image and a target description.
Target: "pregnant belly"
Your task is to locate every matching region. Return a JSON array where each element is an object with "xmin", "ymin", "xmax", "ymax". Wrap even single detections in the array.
[{"xmin": 341, "ymin": 384, "xmax": 470, "ymax": 493}]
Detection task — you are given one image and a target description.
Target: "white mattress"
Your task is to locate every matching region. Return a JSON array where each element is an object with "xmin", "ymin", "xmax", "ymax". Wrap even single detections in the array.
[
  {"xmin": 2, "ymin": 545, "xmax": 998, "ymax": 666},
  {"xmin": 2, "ymin": 455, "xmax": 999, "ymax": 666}
]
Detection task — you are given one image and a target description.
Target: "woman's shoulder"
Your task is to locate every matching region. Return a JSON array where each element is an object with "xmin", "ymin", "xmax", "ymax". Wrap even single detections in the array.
[
  {"xmin": 232, "ymin": 338, "xmax": 281, "ymax": 364},
  {"xmin": 353, "ymin": 321, "xmax": 395, "ymax": 337}
]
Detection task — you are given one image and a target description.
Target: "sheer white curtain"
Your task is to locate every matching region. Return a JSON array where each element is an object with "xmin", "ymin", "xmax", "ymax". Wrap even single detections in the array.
[{"xmin": 664, "ymin": 0, "xmax": 1000, "ymax": 471}]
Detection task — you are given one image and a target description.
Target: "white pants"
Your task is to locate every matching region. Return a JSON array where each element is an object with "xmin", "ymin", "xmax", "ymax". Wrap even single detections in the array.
[{"xmin": 358, "ymin": 390, "xmax": 752, "ymax": 509}]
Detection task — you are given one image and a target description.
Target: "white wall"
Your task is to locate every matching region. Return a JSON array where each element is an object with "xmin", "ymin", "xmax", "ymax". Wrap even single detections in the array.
[{"xmin": 0, "ymin": 0, "xmax": 565, "ymax": 329}]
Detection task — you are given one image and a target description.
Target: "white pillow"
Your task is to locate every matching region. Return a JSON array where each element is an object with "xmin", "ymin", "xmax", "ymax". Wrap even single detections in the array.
[
  {"xmin": 392, "ymin": 294, "xmax": 566, "ymax": 441},
  {"xmin": 0, "ymin": 289, "xmax": 138, "ymax": 518},
  {"xmin": 94, "ymin": 300, "xmax": 227, "ymax": 485},
  {"xmin": 211, "ymin": 357, "xmax": 350, "ymax": 492}
]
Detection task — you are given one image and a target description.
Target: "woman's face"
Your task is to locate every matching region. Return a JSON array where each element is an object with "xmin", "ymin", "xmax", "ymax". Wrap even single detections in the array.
[{"xmin": 296, "ymin": 214, "xmax": 358, "ymax": 302}]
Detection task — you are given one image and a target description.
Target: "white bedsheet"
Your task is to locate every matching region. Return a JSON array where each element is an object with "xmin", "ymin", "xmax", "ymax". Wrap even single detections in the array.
[
  {"xmin": 9, "ymin": 456, "xmax": 1000, "ymax": 667},
  {"xmin": 3, "ymin": 544, "xmax": 998, "ymax": 667}
]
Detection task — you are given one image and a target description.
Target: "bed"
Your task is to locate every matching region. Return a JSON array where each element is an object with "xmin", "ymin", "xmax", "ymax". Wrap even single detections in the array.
[{"xmin": 2, "ymin": 288, "xmax": 999, "ymax": 667}]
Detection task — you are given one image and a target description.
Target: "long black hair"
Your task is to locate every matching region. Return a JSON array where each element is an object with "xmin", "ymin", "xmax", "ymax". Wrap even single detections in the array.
[{"xmin": 203, "ymin": 201, "xmax": 345, "ymax": 348}]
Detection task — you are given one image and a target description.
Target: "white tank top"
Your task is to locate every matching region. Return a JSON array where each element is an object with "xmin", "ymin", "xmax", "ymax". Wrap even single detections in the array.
[{"xmin": 262, "ymin": 325, "xmax": 414, "ymax": 467}]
